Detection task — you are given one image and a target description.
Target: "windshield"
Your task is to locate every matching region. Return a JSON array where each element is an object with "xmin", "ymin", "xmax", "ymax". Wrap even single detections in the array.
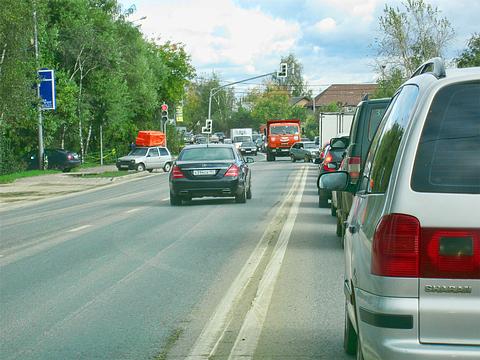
[
  {"xmin": 178, "ymin": 147, "xmax": 235, "ymax": 161},
  {"xmin": 128, "ymin": 148, "xmax": 148, "ymax": 156},
  {"xmin": 303, "ymin": 143, "xmax": 317, "ymax": 149},
  {"xmin": 270, "ymin": 125, "xmax": 299, "ymax": 135},
  {"xmin": 241, "ymin": 142, "xmax": 255, "ymax": 147}
]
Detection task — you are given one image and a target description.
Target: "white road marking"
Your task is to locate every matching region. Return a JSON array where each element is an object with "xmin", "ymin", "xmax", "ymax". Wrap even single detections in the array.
[
  {"xmin": 126, "ymin": 208, "xmax": 140, "ymax": 214},
  {"xmin": 228, "ymin": 167, "xmax": 308, "ymax": 359},
  {"xmin": 162, "ymin": 197, "xmax": 170, "ymax": 201},
  {"xmin": 67, "ymin": 225, "xmax": 92, "ymax": 233},
  {"xmin": 186, "ymin": 166, "xmax": 307, "ymax": 360}
]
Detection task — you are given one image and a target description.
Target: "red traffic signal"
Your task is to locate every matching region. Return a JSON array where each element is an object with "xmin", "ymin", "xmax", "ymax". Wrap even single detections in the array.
[{"xmin": 161, "ymin": 104, "xmax": 168, "ymax": 111}]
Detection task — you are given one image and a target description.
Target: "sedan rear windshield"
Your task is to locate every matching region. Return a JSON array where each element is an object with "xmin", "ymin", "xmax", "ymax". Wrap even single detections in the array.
[
  {"xmin": 179, "ymin": 147, "xmax": 235, "ymax": 161},
  {"xmin": 412, "ymin": 81, "xmax": 480, "ymax": 194}
]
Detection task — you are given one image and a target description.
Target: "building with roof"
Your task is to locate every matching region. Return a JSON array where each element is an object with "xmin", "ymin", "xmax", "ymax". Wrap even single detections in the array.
[{"xmin": 310, "ymin": 84, "xmax": 378, "ymax": 113}]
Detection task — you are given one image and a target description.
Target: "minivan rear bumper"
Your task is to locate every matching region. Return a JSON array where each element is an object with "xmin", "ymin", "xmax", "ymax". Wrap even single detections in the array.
[{"xmin": 355, "ymin": 288, "xmax": 480, "ymax": 359}]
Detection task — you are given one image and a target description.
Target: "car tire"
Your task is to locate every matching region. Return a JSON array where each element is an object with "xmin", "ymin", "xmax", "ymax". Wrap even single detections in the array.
[
  {"xmin": 344, "ymin": 303, "xmax": 358, "ymax": 355},
  {"xmin": 291, "ymin": 155, "xmax": 296, "ymax": 162},
  {"xmin": 136, "ymin": 163, "xmax": 145, "ymax": 172},
  {"xmin": 62, "ymin": 168, "xmax": 71, "ymax": 173},
  {"xmin": 331, "ymin": 205, "xmax": 337, "ymax": 217},
  {"xmin": 336, "ymin": 216, "xmax": 344, "ymax": 239},
  {"xmin": 304, "ymin": 156, "xmax": 309, "ymax": 163},
  {"xmin": 170, "ymin": 192, "xmax": 182, "ymax": 206},
  {"xmin": 163, "ymin": 162, "xmax": 172, "ymax": 172},
  {"xmin": 147, "ymin": 169, "xmax": 153, "ymax": 173},
  {"xmin": 246, "ymin": 183, "xmax": 252, "ymax": 199},
  {"xmin": 235, "ymin": 186, "xmax": 247, "ymax": 203},
  {"xmin": 318, "ymin": 189, "xmax": 329, "ymax": 208}
]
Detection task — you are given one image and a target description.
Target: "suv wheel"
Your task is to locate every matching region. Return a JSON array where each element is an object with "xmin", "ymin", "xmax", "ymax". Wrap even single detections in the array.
[
  {"xmin": 235, "ymin": 187, "xmax": 247, "ymax": 203},
  {"xmin": 344, "ymin": 304, "xmax": 358, "ymax": 355},
  {"xmin": 318, "ymin": 189, "xmax": 329, "ymax": 208},
  {"xmin": 136, "ymin": 163, "xmax": 145, "ymax": 172}
]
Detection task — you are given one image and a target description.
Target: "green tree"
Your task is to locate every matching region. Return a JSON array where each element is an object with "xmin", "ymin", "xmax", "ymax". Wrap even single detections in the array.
[
  {"xmin": 456, "ymin": 33, "xmax": 480, "ymax": 68},
  {"xmin": 374, "ymin": 0, "xmax": 454, "ymax": 76},
  {"xmin": 272, "ymin": 54, "xmax": 308, "ymax": 96},
  {"xmin": 373, "ymin": 68, "xmax": 404, "ymax": 98}
]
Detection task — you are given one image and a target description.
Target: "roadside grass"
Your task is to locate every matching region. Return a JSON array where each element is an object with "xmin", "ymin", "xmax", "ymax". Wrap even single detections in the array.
[
  {"xmin": 0, "ymin": 170, "xmax": 60, "ymax": 184},
  {"xmin": 154, "ymin": 328, "xmax": 184, "ymax": 360}
]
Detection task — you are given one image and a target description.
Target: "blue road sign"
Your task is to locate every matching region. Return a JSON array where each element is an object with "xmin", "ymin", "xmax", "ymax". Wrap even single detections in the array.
[{"xmin": 38, "ymin": 69, "xmax": 56, "ymax": 110}]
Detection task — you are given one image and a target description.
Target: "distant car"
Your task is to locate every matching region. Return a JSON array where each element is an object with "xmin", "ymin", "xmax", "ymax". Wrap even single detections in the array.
[
  {"xmin": 254, "ymin": 137, "xmax": 263, "ymax": 151},
  {"xmin": 289, "ymin": 141, "xmax": 318, "ymax": 162},
  {"xmin": 224, "ymin": 138, "xmax": 232, "ymax": 144},
  {"xmin": 210, "ymin": 134, "xmax": 220, "ymax": 143},
  {"xmin": 116, "ymin": 146, "xmax": 172, "ymax": 172},
  {"xmin": 195, "ymin": 136, "xmax": 207, "ymax": 144},
  {"xmin": 238, "ymin": 141, "xmax": 257, "ymax": 155},
  {"xmin": 317, "ymin": 135, "xmax": 349, "ymax": 207},
  {"xmin": 169, "ymin": 144, "xmax": 253, "ymax": 205},
  {"xmin": 214, "ymin": 132, "xmax": 225, "ymax": 143},
  {"xmin": 28, "ymin": 148, "xmax": 81, "ymax": 172}
]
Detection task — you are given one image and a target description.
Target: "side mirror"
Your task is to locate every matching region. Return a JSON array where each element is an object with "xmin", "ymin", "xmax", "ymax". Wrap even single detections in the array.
[
  {"xmin": 246, "ymin": 157, "xmax": 254, "ymax": 164},
  {"xmin": 317, "ymin": 171, "xmax": 350, "ymax": 191}
]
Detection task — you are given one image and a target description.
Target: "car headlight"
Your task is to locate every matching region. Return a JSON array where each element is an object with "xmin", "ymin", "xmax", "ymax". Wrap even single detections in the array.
[
  {"xmin": 294, "ymin": 136, "xmax": 299, "ymax": 140},
  {"xmin": 130, "ymin": 159, "xmax": 136, "ymax": 163}
]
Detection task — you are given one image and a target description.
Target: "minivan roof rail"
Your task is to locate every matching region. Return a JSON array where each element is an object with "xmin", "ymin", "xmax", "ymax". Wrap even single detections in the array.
[{"xmin": 410, "ymin": 57, "xmax": 446, "ymax": 79}]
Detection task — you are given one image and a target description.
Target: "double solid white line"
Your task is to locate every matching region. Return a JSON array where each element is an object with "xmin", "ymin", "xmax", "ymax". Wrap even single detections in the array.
[{"xmin": 186, "ymin": 166, "xmax": 308, "ymax": 359}]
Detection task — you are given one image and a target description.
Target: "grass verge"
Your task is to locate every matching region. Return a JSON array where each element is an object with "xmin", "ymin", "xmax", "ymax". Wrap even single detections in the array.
[
  {"xmin": 0, "ymin": 170, "xmax": 60, "ymax": 184},
  {"xmin": 154, "ymin": 328, "xmax": 184, "ymax": 360}
]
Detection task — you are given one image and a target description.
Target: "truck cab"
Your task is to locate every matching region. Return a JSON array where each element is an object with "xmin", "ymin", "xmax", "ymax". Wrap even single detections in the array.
[{"xmin": 265, "ymin": 119, "xmax": 301, "ymax": 161}]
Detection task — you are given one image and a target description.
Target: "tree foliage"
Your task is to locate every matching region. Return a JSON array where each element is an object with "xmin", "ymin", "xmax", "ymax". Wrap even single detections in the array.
[
  {"xmin": 456, "ymin": 33, "xmax": 480, "ymax": 68},
  {"xmin": 272, "ymin": 54, "xmax": 308, "ymax": 97},
  {"xmin": 0, "ymin": 0, "xmax": 194, "ymax": 174}
]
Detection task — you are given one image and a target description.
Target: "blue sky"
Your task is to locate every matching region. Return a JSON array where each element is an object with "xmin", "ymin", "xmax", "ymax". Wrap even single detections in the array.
[{"xmin": 119, "ymin": 0, "xmax": 479, "ymax": 94}]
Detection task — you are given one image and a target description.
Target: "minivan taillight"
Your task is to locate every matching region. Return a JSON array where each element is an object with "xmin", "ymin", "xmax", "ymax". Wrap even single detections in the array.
[
  {"xmin": 172, "ymin": 165, "xmax": 185, "ymax": 178},
  {"xmin": 372, "ymin": 214, "xmax": 420, "ymax": 277},
  {"xmin": 420, "ymin": 229, "xmax": 480, "ymax": 279},
  {"xmin": 224, "ymin": 164, "xmax": 239, "ymax": 177},
  {"xmin": 347, "ymin": 156, "xmax": 361, "ymax": 183}
]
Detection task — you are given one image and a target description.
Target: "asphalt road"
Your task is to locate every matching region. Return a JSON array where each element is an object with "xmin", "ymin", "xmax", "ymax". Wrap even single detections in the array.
[{"xmin": 0, "ymin": 156, "xmax": 351, "ymax": 360}]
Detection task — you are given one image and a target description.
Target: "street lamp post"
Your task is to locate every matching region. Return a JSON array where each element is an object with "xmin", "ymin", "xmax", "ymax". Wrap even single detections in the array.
[{"xmin": 33, "ymin": 1, "xmax": 44, "ymax": 170}]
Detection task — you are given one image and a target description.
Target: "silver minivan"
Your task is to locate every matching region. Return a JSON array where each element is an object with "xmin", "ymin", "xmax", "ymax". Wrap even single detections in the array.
[{"xmin": 320, "ymin": 59, "xmax": 479, "ymax": 359}]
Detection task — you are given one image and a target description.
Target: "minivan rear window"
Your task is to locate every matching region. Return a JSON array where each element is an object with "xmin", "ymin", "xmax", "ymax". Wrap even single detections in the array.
[{"xmin": 412, "ymin": 81, "xmax": 480, "ymax": 194}]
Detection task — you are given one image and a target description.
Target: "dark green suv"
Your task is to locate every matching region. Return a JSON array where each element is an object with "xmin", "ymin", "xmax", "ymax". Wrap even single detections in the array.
[{"xmin": 333, "ymin": 98, "xmax": 390, "ymax": 242}]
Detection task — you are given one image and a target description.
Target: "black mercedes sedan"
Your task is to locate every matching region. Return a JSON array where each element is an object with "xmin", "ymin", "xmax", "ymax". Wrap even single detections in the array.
[{"xmin": 169, "ymin": 144, "xmax": 253, "ymax": 205}]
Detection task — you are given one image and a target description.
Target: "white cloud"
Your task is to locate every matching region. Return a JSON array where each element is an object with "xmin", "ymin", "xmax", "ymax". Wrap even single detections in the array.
[
  {"xmin": 320, "ymin": 0, "xmax": 379, "ymax": 23},
  {"xmin": 127, "ymin": 0, "xmax": 300, "ymax": 76},
  {"xmin": 314, "ymin": 17, "xmax": 337, "ymax": 33}
]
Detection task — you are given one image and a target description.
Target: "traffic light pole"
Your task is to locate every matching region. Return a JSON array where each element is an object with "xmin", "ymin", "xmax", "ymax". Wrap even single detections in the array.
[{"xmin": 207, "ymin": 71, "xmax": 276, "ymax": 123}]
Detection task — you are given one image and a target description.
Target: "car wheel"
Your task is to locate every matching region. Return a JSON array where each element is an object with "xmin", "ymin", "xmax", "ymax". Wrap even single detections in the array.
[
  {"xmin": 163, "ymin": 162, "xmax": 172, "ymax": 172},
  {"xmin": 336, "ymin": 216, "xmax": 344, "ymax": 239},
  {"xmin": 170, "ymin": 192, "xmax": 182, "ymax": 206},
  {"xmin": 344, "ymin": 303, "xmax": 358, "ymax": 355},
  {"xmin": 136, "ymin": 163, "xmax": 145, "ymax": 172},
  {"xmin": 291, "ymin": 155, "xmax": 296, "ymax": 162},
  {"xmin": 246, "ymin": 183, "xmax": 252, "ymax": 199},
  {"xmin": 318, "ymin": 189, "xmax": 329, "ymax": 208},
  {"xmin": 235, "ymin": 186, "xmax": 247, "ymax": 203},
  {"xmin": 331, "ymin": 205, "xmax": 337, "ymax": 217},
  {"xmin": 304, "ymin": 155, "xmax": 309, "ymax": 163},
  {"xmin": 62, "ymin": 168, "xmax": 71, "ymax": 173},
  {"xmin": 147, "ymin": 169, "xmax": 153, "ymax": 173}
]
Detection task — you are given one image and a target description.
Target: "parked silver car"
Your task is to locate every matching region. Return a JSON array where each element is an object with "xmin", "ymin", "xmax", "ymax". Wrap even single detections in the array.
[
  {"xmin": 320, "ymin": 59, "xmax": 480, "ymax": 359},
  {"xmin": 116, "ymin": 146, "xmax": 173, "ymax": 172}
]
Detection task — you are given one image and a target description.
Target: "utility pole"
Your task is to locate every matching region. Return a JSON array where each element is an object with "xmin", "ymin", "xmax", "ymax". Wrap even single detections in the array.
[{"xmin": 33, "ymin": 1, "xmax": 44, "ymax": 170}]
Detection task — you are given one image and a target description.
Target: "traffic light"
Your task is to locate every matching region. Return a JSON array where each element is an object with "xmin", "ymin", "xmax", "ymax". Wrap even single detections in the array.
[
  {"xmin": 202, "ymin": 119, "xmax": 212, "ymax": 134},
  {"xmin": 277, "ymin": 63, "xmax": 288, "ymax": 78},
  {"xmin": 161, "ymin": 103, "xmax": 169, "ymax": 123}
]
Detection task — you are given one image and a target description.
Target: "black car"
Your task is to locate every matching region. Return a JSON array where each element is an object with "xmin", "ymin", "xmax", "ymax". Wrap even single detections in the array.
[
  {"xmin": 238, "ymin": 141, "xmax": 257, "ymax": 155},
  {"xmin": 28, "ymin": 148, "xmax": 81, "ymax": 172},
  {"xmin": 169, "ymin": 144, "xmax": 253, "ymax": 205},
  {"xmin": 214, "ymin": 132, "xmax": 225, "ymax": 143},
  {"xmin": 317, "ymin": 135, "xmax": 349, "ymax": 207}
]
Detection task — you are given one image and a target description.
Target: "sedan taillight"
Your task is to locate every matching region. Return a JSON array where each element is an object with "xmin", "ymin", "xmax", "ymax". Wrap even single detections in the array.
[
  {"xmin": 224, "ymin": 164, "xmax": 239, "ymax": 177},
  {"xmin": 171, "ymin": 165, "xmax": 185, "ymax": 178}
]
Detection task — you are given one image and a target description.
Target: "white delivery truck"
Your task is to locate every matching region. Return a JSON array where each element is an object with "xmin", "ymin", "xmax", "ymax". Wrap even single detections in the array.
[{"xmin": 230, "ymin": 128, "xmax": 253, "ymax": 149}]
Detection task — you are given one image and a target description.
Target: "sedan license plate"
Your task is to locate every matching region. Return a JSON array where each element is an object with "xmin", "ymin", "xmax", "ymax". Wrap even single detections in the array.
[{"xmin": 193, "ymin": 169, "xmax": 216, "ymax": 176}]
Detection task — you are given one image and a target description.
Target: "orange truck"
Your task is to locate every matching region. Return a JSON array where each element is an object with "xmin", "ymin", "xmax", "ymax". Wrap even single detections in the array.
[{"xmin": 264, "ymin": 119, "xmax": 301, "ymax": 161}]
